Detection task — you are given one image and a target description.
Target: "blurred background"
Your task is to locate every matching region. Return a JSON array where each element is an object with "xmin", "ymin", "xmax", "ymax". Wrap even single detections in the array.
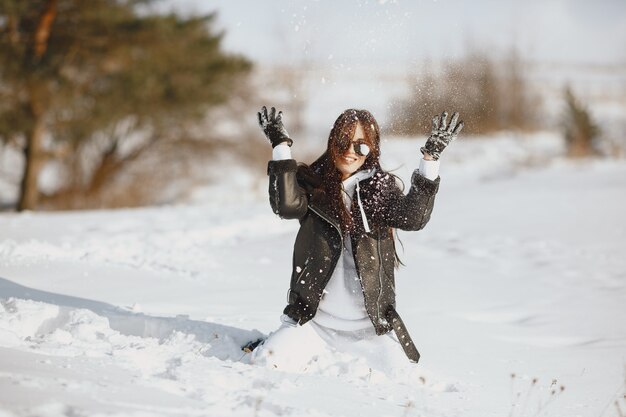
[{"xmin": 1, "ymin": 0, "xmax": 625, "ymax": 211}]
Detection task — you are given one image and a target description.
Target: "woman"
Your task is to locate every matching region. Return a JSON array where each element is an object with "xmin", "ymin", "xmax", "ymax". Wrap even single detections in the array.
[{"xmin": 251, "ymin": 107, "xmax": 463, "ymax": 371}]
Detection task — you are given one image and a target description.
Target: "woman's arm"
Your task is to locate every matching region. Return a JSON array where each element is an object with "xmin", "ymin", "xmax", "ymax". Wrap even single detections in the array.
[
  {"xmin": 268, "ymin": 159, "xmax": 308, "ymax": 220},
  {"xmin": 382, "ymin": 110, "xmax": 463, "ymax": 231},
  {"xmin": 259, "ymin": 106, "xmax": 308, "ymax": 220},
  {"xmin": 381, "ymin": 167, "xmax": 440, "ymax": 231}
]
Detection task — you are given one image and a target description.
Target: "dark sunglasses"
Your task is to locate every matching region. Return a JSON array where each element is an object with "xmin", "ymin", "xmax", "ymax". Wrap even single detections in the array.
[{"xmin": 337, "ymin": 137, "xmax": 371, "ymax": 157}]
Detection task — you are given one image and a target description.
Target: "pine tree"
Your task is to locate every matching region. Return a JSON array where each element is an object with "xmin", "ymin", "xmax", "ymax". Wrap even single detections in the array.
[{"xmin": 0, "ymin": 0, "xmax": 251, "ymax": 210}]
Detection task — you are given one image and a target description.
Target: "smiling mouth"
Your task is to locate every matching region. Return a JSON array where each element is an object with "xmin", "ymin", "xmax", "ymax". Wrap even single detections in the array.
[{"xmin": 342, "ymin": 156, "xmax": 358, "ymax": 163}]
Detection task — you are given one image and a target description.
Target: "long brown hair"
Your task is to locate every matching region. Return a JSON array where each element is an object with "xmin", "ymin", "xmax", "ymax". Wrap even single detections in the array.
[
  {"xmin": 301, "ymin": 109, "xmax": 403, "ymax": 268},
  {"xmin": 307, "ymin": 109, "xmax": 381, "ymax": 233}
]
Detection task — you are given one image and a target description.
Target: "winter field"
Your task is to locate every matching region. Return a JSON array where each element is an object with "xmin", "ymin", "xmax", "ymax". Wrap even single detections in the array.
[{"xmin": 0, "ymin": 132, "xmax": 625, "ymax": 417}]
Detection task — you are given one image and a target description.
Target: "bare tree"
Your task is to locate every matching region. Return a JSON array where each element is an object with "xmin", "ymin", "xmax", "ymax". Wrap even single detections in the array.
[{"xmin": 387, "ymin": 48, "xmax": 542, "ymax": 136}]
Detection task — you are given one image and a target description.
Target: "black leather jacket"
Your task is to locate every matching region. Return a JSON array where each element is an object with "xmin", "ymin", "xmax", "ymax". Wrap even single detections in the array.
[{"xmin": 267, "ymin": 159, "xmax": 440, "ymax": 338}]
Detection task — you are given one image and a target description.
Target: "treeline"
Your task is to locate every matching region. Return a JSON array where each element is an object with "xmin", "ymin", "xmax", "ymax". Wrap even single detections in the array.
[{"xmin": 0, "ymin": 0, "xmax": 251, "ymax": 210}]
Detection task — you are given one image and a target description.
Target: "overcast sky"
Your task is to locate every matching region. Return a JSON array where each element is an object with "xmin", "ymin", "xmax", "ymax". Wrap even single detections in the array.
[{"xmin": 166, "ymin": 0, "xmax": 626, "ymax": 68}]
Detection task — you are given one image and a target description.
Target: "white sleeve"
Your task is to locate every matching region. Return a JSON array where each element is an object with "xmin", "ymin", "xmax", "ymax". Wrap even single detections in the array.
[
  {"xmin": 280, "ymin": 314, "xmax": 298, "ymax": 327},
  {"xmin": 418, "ymin": 158, "xmax": 440, "ymax": 181},
  {"xmin": 272, "ymin": 143, "xmax": 292, "ymax": 161}
]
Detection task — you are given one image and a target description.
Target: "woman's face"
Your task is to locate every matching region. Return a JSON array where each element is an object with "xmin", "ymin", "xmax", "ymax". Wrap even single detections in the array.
[{"xmin": 335, "ymin": 122, "xmax": 368, "ymax": 180}]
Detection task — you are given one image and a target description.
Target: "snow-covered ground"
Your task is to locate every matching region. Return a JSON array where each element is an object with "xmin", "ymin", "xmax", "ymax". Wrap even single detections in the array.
[{"xmin": 1, "ymin": 132, "xmax": 625, "ymax": 417}]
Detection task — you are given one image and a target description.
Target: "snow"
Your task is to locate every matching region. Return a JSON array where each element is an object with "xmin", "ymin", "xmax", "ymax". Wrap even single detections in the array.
[{"xmin": 1, "ymin": 132, "xmax": 626, "ymax": 417}]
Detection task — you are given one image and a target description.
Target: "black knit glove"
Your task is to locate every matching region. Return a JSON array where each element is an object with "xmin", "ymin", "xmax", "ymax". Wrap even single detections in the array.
[
  {"xmin": 257, "ymin": 106, "xmax": 293, "ymax": 148},
  {"xmin": 420, "ymin": 111, "xmax": 464, "ymax": 160}
]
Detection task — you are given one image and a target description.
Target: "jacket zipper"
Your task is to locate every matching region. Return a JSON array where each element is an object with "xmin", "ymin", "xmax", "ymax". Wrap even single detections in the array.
[
  {"xmin": 376, "ymin": 236, "xmax": 384, "ymax": 324},
  {"xmin": 309, "ymin": 205, "xmax": 343, "ymax": 252},
  {"xmin": 309, "ymin": 205, "xmax": 344, "ymax": 293}
]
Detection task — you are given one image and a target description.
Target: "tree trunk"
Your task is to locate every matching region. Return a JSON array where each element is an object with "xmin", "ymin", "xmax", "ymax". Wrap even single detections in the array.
[
  {"xmin": 16, "ymin": 0, "xmax": 58, "ymax": 211},
  {"xmin": 18, "ymin": 102, "xmax": 46, "ymax": 211}
]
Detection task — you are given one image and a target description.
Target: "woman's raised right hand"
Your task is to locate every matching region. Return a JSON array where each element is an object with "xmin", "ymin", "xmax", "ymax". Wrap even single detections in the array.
[{"xmin": 257, "ymin": 106, "xmax": 293, "ymax": 148}]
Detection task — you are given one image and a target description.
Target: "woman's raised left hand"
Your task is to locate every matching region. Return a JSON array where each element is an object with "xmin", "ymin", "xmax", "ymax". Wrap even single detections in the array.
[{"xmin": 420, "ymin": 111, "xmax": 464, "ymax": 160}]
